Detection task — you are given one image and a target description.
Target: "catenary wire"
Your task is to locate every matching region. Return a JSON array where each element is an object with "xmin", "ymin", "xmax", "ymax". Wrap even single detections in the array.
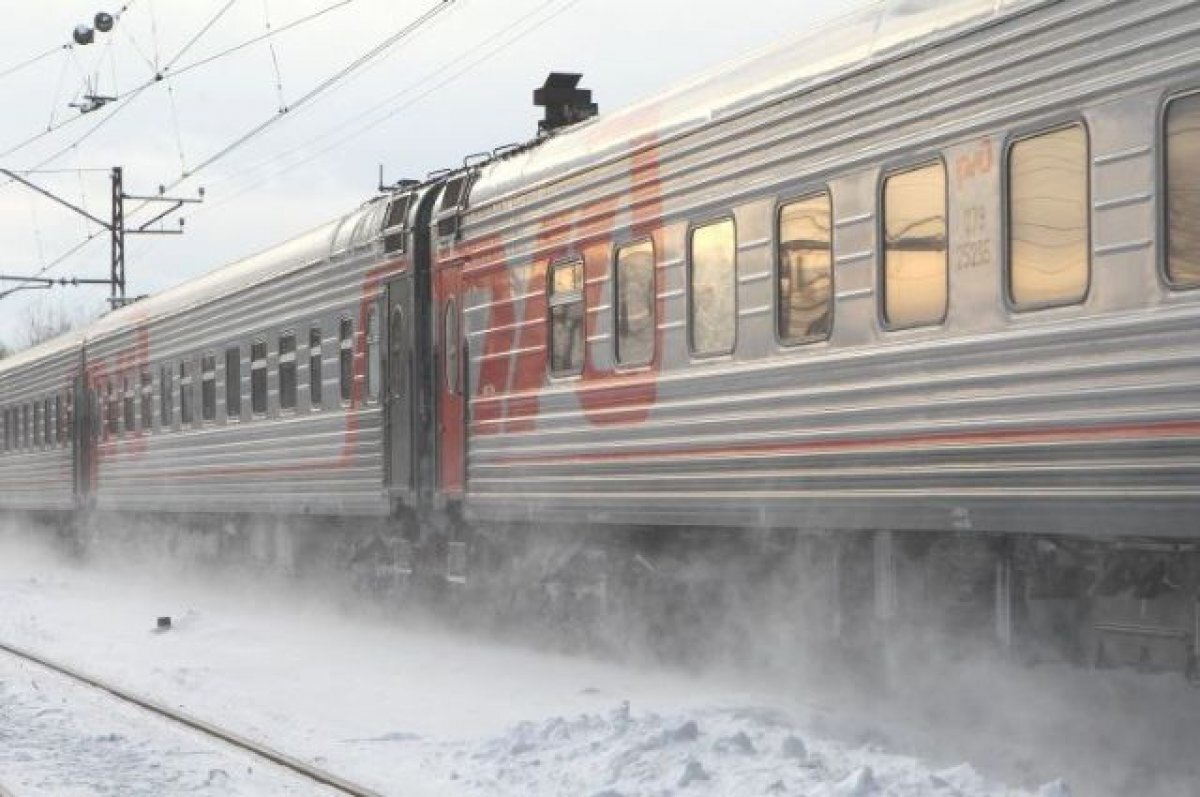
[
  {"xmin": 161, "ymin": 0, "xmax": 460, "ymax": 189},
  {"xmin": 205, "ymin": 0, "xmax": 582, "ymax": 209},
  {"xmin": 0, "ymin": 0, "xmax": 356, "ymax": 162},
  {"xmin": 165, "ymin": 0, "xmax": 239, "ymax": 72},
  {"xmin": 0, "ymin": 44, "xmax": 69, "ymax": 82},
  {"xmin": 13, "ymin": 0, "xmax": 453, "ymax": 279}
]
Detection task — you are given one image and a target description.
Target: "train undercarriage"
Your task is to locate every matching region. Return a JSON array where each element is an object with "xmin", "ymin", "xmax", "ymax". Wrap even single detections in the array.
[{"xmin": 9, "ymin": 509, "xmax": 1200, "ymax": 686}]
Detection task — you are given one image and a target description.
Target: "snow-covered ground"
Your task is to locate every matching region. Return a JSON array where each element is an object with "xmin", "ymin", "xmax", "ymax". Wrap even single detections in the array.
[{"xmin": 0, "ymin": 527, "xmax": 1178, "ymax": 796}]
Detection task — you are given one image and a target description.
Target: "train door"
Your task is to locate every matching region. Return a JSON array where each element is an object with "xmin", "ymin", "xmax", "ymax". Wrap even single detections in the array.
[
  {"xmin": 382, "ymin": 184, "xmax": 442, "ymax": 509},
  {"xmin": 437, "ymin": 268, "xmax": 466, "ymax": 497},
  {"xmin": 71, "ymin": 359, "xmax": 95, "ymax": 509},
  {"xmin": 385, "ymin": 276, "xmax": 415, "ymax": 501}
]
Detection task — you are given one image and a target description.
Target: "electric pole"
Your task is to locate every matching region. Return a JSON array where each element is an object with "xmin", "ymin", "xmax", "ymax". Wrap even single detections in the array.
[{"xmin": 0, "ymin": 167, "xmax": 202, "ymax": 307}]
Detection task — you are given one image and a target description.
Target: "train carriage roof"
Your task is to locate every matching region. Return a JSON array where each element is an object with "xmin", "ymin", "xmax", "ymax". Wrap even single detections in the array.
[{"xmin": 471, "ymin": 0, "xmax": 1049, "ymax": 207}]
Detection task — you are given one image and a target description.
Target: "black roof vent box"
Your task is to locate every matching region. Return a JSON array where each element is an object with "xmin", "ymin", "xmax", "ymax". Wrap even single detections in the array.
[{"xmin": 534, "ymin": 72, "xmax": 598, "ymax": 135}]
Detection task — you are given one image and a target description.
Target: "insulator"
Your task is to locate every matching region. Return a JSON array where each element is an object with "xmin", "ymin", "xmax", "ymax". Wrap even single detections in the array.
[
  {"xmin": 94, "ymin": 12, "xmax": 115, "ymax": 33},
  {"xmin": 73, "ymin": 24, "xmax": 95, "ymax": 46}
]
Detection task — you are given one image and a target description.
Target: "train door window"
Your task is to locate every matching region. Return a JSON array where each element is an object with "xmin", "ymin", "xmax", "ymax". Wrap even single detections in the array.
[
  {"xmin": 689, "ymin": 218, "xmax": 737, "ymax": 356},
  {"xmin": 160, "ymin": 366, "xmax": 173, "ymax": 429},
  {"xmin": 615, "ymin": 239, "xmax": 656, "ymax": 367},
  {"xmin": 41, "ymin": 399, "xmax": 49, "ymax": 447},
  {"xmin": 444, "ymin": 300, "xmax": 460, "ymax": 393},
  {"xmin": 365, "ymin": 312, "xmax": 380, "ymax": 403},
  {"xmin": 390, "ymin": 308, "xmax": 406, "ymax": 397},
  {"xmin": 201, "ymin": 355, "xmax": 217, "ymax": 422},
  {"xmin": 2, "ymin": 408, "xmax": 8, "ymax": 452},
  {"xmin": 225, "ymin": 347, "xmax": 242, "ymax": 421},
  {"xmin": 383, "ymin": 195, "xmax": 409, "ymax": 254},
  {"xmin": 65, "ymin": 391, "xmax": 73, "ymax": 444},
  {"xmin": 548, "ymin": 259, "xmax": 585, "ymax": 377},
  {"xmin": 1007, "ymin": 125, "xmax": 1089, "ymax": 309},
  {"xmin": 140, "ymin": 371, "xmax": 153, "ymax": 431},
  {"xmin": 24, "ymin": 404, "xmax": 30, "ymax": 448},
  {"xmin": 123, "ymin": 378, "xmax": 135, "ymax": 435},
  {"xmin": 180, "ymin": 361, "xmax": 195, "ymax": 426},
  {"xmin": 279, "ymin": 334, "xmax": 297, "ymax": 411},
  {"xmin": 339, "ymin": 319, "xmax": 354, "ymax": 403},
  {"xmin": 882, "ymin": 162, "xmax": 948, "ymax": 328},
  {"xmin": 55, "ymin": 395, "xmax": 63, "ymax": 445},
  {"xmin": 1165, "ymin": 93, "xmax": 1200, "ymax": 288},
  {"xmin": 34, "ymin": 401, "xmax": 42, "ymax": 448},
  {"xmin": 779, "ymin": 192, "xmax": 834, "ymax": 343},
  {"xmin": 309, "ymin": 328, "xmax": 323, "ymax": 409},
  {"xmin": 251, "ymin": 341, "xmax": 268, "ymax": 416},
  {"xmin": 106, "ymin": 382, "xmax": 118, "ymax": 437}
]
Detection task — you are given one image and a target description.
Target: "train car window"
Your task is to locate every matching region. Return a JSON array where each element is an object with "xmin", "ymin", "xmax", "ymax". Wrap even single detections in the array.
[
  {"xmin": 548, "ymin": 259, "xmax": 585, "ymax": 377},
  {"xmin": 251, "ymin": 341, "xmax": 268, "ymax": 416},
  {"xmin": 309, "ymin": 328, "xmax": 323, "ymax": 409},
  {"xmin": 43, "ymin": 399, "xmax": 51, "ymax": 447},
  {"xmin": 689, "ymin": 218, "xmax": 738, "ymax": 356},
  {"xmin": 161, "ymin": 366, "xmax": 173, "ymax": 429},
  {"xmin": 882, "ymin": 163, "xmax": 948, "ymax": 328},
  {"xmin": 180, "ymin": 361, "xmax": 195, "ymax": 427},
  {"xmin": 444, "ymin": 300, "xmax": 460, "ymax": 393},
  {"xmin": 34, "ymin": 401, "xmax": 42, "ymax": 448},
  {"xmin": 201, "ymin": 355, "xmax": 217, "ymax": 422},
  {"xmin": 64, "ymin": 391, "xmax": 73, "ymax": 445},
  {"xmin": 24, "ymin": 404, "xmax": 30, "ymax": 449},
  {"xmin": 225, "ymin": 347, "xmax": 242, "ymax": 421},
  {"xmin": 778, "ymin": 192, "xmax": 834, "ymax": 344},
  {"xmin": 1008, "ymin": 125, "xmax": 1089, "ymax": 309},
  {"xmin": 615, "ymin": 239, "xmax": 656, "ymax": 367},
  {"xmin": 55, "ymin": 395, "xmax": 63, "ymax": 445},
  {"xmin": 279, "ymin": 334, "xmax": 297, "ymax": 411},
  {"xmin": 123, "ymin": 377, "xmax": 135, "ymax": 435},
  {"xmin": 140, "ymin": 371, "xmax": 152, "ymax": 432},
  {"xmin": 366, "ymin": 312, "xmax": 380, "ymax": 403},
  {"xmin": 2, "ymin": 408, "xmax": 8, "ymax": 452},
  {"xmin": 339, "ymin": 319, "xmax": 354, "ymax": 403},
  {"xmin": 1166, "ymin": 93, "xmax": 1200, "ymax": 288},
  {"xmin": 383, "ymin": 196, "xmax": 410, "ymax": 254}
]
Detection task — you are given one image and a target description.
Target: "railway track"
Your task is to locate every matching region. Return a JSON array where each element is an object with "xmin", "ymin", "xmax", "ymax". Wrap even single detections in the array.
[{"xmin": 0, "ymin": 639, "xmax": 380, "ymax": 797}]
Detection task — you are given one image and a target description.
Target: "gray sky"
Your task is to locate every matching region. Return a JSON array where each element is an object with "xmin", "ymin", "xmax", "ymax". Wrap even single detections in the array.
[{"xmin": 0, "ymin": 0, "xmax": 854, "ymax": 349}]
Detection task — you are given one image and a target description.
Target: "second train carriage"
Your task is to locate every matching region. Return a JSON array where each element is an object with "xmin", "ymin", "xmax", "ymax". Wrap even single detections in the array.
[{"xmin": 1, "ymin": 0, "xmax": 1200, "ymax": 674}]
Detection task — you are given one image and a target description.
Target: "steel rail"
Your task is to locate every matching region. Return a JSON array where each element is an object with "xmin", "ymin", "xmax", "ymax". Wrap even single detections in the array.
[{"xmin": 0, "ymin": 639, "xmax": 381, "ymax": 797}]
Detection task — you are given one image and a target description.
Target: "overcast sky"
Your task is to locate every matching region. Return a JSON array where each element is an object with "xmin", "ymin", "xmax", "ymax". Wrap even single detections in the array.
[{"xmin": 0, "ymin": 0, "xmax": 856, "ymax": 349}]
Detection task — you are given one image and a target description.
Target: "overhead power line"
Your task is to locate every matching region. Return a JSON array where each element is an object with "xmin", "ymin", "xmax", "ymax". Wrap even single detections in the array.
[
  {"xmin": 7, "ymin": 0, "xmax": 452, "ymax": 281},
  {"xmin": 172, "ymin": 0, "xmax": 459, "ymax": 187},
  {"xmin": 0, "ymin": 44, "xmax": 70, "ymax": 82},
  {"xmin": 166, "ymin": 0, "xmax": 239, "ymax": 71},
  {"xmin": 204, "ymin": 0, "xmax": 584, "ymax": 208},
  {"xmin": 0, "ymin": 0, "xmax": 357, "ymax": 163}
]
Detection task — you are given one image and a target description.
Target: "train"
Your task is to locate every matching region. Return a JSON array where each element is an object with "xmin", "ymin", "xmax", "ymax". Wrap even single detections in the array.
[{"xmin": 2, "ymin": 0, "xmax": 1200, "ymax": 679}]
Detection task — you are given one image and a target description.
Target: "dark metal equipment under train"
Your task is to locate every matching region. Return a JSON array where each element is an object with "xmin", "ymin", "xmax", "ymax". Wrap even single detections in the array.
[{"xmin": 2, "ymin": 0, "xmax": 1200, "ymax": 679}]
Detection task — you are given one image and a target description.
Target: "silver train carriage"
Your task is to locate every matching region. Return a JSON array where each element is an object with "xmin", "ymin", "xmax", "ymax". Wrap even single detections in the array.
[{"xmin": 2, "ymin": 0, "xmax": 1200, "ymax": 674}]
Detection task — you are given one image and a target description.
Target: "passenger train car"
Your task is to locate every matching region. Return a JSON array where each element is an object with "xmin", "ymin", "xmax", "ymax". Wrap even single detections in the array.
[{"xmin": 2, "ymin": 0, "xmax": 1200, "ymax": 677}]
